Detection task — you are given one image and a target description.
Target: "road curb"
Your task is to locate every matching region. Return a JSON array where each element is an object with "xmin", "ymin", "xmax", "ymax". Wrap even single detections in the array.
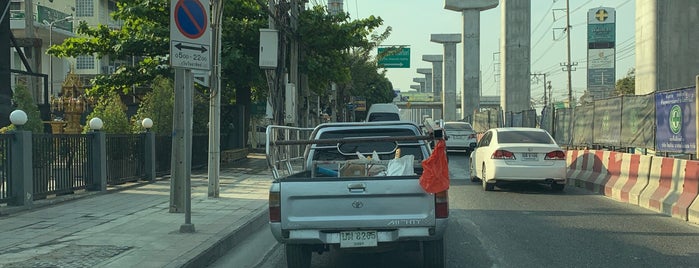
[{"xmin": 178, "ymin": 209, "xmax": 270, "ymax": 268}]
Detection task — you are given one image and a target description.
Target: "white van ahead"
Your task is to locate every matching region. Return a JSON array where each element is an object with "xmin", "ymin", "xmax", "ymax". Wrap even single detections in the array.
[{"xmin": 366, "ymin": 103, "xmax": 400, "ymax": 122}]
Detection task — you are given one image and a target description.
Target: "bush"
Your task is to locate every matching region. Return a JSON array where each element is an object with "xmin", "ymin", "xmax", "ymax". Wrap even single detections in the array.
[
  {"xmin": 0, "ymin": 84, "xmax": 44, "ymax": 134},
  {"xmin": 83, "ymin": 91, "xmax": 130, "ymax": 134},
  {"xmin": 131, "ymin": 76, "xmax": 174, "ymax": 134}
]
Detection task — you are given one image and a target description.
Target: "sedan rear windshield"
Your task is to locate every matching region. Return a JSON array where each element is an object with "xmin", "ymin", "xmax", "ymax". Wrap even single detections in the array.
[
  {"xmin": 445, "ymin": 123, "xmax": 473, "ymax": 132},
  {"xmin": 497, "ymin": 131, "xmax": 553, "ymax": 144}
]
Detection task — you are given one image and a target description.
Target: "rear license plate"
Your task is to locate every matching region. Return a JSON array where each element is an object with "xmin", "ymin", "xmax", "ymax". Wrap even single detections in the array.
[
  {"xmin": 522, "ymin": 153, "xmax": 537, "ymax": 160},
  {"xmin": 340, "ymin": 230, "xmax": 377, "ymax": 248}
]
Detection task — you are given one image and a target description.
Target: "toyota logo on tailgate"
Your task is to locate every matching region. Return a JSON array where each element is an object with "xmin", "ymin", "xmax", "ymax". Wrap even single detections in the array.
[{"xmin": 352, "ymin": 201, "xmax": 364, "ymax": 208}]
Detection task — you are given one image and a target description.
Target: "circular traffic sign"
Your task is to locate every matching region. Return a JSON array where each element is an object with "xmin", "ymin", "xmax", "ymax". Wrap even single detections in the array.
[{"xmin": 174, "ymin": 0, "xmax": 208, "ymax": 39}]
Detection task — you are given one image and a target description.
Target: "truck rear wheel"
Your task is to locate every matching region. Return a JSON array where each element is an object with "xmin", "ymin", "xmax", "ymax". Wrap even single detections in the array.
[
  {"xmin": 286, "ymin": 244, "xmax": 311, "ymax": 268},
  {"xmin": 422, "ymin": 239, "xmax": 445, "ymax": 268}
]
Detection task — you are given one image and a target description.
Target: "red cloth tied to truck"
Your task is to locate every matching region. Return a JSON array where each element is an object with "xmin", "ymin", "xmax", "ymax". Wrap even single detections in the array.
[{"xmin": 419, "ymin": 140, "xmax": 450, "ymax": 193}]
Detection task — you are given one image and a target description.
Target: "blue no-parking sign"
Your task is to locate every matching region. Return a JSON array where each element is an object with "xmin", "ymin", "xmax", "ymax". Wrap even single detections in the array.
[{"xmin": 170, "ymin": 0, "xmax": 211, "ymax": 70}]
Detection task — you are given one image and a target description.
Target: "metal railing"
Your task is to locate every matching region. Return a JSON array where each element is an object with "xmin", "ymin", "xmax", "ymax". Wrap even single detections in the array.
[
  {"xmin": 106, "ymin": 134, "xmax": 146, "ymax": 184},
  {"xmin": 0, "ymin": 135, "xmax": 11, "ymax": 203},
  {"xmin": 155, "ymin": 135, "xmax": 173, "ymax": 176},
  {"xmin": 32, "ymin": 134, "xmax": 90, "ymax": 199}
]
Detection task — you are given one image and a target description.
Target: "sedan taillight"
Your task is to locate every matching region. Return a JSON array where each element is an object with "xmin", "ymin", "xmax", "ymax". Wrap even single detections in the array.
[
  {"xmin": 545, "ymin": 150, "xmax": 566, "ymax": 160},
  {"xmin": 269, "ymin": 192, "xmax": 281, "ymax": 222},
  {"xmin": 491, "ymin": 150, "xmax": 515, "ymax": 160}
]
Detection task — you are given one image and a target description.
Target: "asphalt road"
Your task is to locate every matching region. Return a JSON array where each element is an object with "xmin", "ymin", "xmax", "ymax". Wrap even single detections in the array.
[{"xmin": 210, "ymin": 152, "xmax": 699, "ymax": 268}]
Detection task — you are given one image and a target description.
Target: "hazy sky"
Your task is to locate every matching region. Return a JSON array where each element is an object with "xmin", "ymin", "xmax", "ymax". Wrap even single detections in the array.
[{"xmin": 338, "ymin": 0, "xmax": 635, "ymax": 103}]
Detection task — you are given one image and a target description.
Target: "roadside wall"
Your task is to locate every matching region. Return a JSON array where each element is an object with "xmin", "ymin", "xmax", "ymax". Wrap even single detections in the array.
[{"xmin": 567, "ymin": 150, "xmax": 699, "ymax": 224}]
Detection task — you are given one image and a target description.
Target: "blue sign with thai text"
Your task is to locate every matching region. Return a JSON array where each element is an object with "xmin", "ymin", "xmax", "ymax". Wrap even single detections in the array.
[{"xmin": 655, "ymin": 87, "xmax": 696, "ymax": 153}]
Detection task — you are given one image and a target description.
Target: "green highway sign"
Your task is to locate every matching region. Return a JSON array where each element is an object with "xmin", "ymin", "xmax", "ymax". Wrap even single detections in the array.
[{"xmin": 378, "ymin": 47, "xmax": 410, "ymax": 68}]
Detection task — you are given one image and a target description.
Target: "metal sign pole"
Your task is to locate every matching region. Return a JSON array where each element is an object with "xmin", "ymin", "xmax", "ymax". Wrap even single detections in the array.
[{"xmin": 180, "ymin": 69, "xmax": 195, "ymax": 233}]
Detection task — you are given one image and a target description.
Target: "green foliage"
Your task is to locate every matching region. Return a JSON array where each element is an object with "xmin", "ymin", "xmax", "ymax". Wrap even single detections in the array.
[
  {"xmin": 83, "ymin": 92, "xmax": 130, "ymax": 134},
  {"xmin": 298, "ymin": 5, "xmax": 384, "ymax": 94},
  {"xmin": 192, "ymin": 91, "xmax": 210, "ymax": 135},
  {"xmin": 131, "ymin": 76, "xmax": 174, "ymax": 134},
  {"xmin": 0, "ymin": 84, "xmax": 44, "ymax": 133},
  {"xmin": 614, "ymin": 68, "xmax": 635, "ymax": 96},
  {"xmin": 47, "ymin": 0, "xmax": 171, "ymax": 96},
  {"xmin": 222, "ymin": 0, "xmax": 269, "ymax": 103}
]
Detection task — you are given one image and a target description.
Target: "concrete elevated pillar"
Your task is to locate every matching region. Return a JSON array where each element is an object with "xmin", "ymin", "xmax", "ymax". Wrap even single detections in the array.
[
  {"xmin": 636, "ymin": 0, "xmax": 699, "ymax": 94},
  {"xmin": 431, "ymin": 34, "xmax": 461, "ymax": 121},
  {"xmin": 412, "ymin": 78, "xmax": 426, "ymax": 92},
  {"xmin": 423, "ymin": 55, "xmax": 444, "ymax": 120},
  {"xmin": 500, "ymin": 0, "xmax": 531, "ymax": 113},
  {"xmin": 417, "ymin": 69, "xmax": 433, "ymax": 119},
  {"xmin": 417, "ymin": 68, "xmax": 433, "ymax": 93},
  {"xmin": 409, "ymin": 84, "xmax": 422, "ymax": 122},
  {"xmin": 445, "ymin": 0, "xmax": 498, "ymax": 120}
]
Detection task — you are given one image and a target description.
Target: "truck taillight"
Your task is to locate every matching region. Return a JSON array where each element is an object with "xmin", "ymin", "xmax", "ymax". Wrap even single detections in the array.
[
  {"xmin": 269, "ymin": 192, "xmax": 281, "ymax": 222},
  {"xmin": 434, "ymin": 190, "xmax": 449, "ymax": 218}
]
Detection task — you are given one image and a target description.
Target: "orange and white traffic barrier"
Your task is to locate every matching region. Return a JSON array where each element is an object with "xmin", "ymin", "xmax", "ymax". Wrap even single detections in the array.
[
  {"xmin": 638, "ymin": 157, "xmax": 699, "ymax": 221},
  {"xmin": 579, "ymin": 150, "xmax": 611, "ymax": 194},
  {"xmin": 689, "ymin": 160, "xmax": 699, "ymax": 224},
  {"xmin": 566, "ymin": 150, "xmax": 582, "ymax": 183},
  {"xmin": 569, "ymin": 150, "xmax": 595, "ymax": 188},
  {"xmin": 603, "ymin": 153, "xmax": 652, "ymax": 205}
]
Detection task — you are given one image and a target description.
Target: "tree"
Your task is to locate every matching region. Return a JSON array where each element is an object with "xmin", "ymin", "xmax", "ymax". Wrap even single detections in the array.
[
  {"xmin": 222, "ymin": 0, "xmax": 269, "ymax": 103},
  {"xmin": 614, "ymin": 68, "xmax": 635, "ymax": 96},
  {"xmin": 0, "ymin": 84, "xmax": 44, "ymax": 133},
  {"xmin": 130, "ymin": 76, "xmax": 174, "ymax": 134},
  {"xmin": 48, "ymin": 0, "xmax": 171, "ymax": 97},
  {"xmin": 298, "ymin": 6, "xmax": 384, "ymax": 95},
  {"xmin": 83, "ymin": 92, "xmax": 130, "ymax": 134}
]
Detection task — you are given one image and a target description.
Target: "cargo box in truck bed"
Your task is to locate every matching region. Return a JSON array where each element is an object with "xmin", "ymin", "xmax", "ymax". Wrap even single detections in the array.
[{"xmin": 266, "ymin": 121, "xmax": 449, "ymax": 268}]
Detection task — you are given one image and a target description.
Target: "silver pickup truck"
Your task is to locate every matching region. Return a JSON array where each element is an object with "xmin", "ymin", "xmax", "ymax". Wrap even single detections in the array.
[{"xmin": 266, "ymin": 121, "xmax": 448, "ymax": 268}]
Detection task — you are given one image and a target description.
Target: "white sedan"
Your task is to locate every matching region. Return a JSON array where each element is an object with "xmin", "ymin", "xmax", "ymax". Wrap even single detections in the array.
[{"xmin": 469, "ymin": 127, "xmax": 567, "ymax": 191}]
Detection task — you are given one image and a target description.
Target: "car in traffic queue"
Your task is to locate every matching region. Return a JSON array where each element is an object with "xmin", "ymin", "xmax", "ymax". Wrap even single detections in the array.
[
  {"xmin": 365, "ymin": 103, "xmax": 401, "ymax": 122},
  {"xmin": 469, "ymin": 127, "xmax": 567, "ymax": 191},
  {"xmin": 443, "ymin": 121, "xmax": 477, "ymax": 155}
]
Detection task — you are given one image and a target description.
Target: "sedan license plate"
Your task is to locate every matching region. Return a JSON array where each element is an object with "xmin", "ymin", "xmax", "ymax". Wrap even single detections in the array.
[
  {"xmin": 340, "ymin": 230, "xmax": 377, "ymax": 248},
  {"xmin": 522, "ymin": 153, "xmax": 538, "ymax": 160}
]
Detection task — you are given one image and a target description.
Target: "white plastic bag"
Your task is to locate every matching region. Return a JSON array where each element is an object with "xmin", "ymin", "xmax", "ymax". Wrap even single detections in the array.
[{"xmin": 386, "ymin": 155, "xmax": 415, "ymax": 176}]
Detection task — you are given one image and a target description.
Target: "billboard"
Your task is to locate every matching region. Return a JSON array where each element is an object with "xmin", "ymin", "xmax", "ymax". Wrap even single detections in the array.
[
  {"xmin": 587, "ymin": 7, "xmax": 615, "ymax": 101},
  {"xmin": 655, "ymin": 87, "xmax": 696, "ymax": 153}
]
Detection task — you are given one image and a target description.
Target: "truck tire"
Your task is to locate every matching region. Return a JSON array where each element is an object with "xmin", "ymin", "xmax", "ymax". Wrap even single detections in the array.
[
  {"xmin": 286, "ymin": 244, "xmax": 311, "ymax": 268},
  {"xmin": 422, "ymin": 239, "xmax": 445, "ymax": 268}
]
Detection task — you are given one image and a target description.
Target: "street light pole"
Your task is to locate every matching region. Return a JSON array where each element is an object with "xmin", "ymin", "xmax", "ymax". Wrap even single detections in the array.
[{"xmin": 44, "ymin": 16, "xmax": 72, "ymax": 97}]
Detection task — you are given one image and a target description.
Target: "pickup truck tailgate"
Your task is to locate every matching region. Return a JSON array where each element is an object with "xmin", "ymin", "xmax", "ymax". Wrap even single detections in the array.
[{"xmin": 280, "ymin": 177, "xmax": 435, "ymax": 230}]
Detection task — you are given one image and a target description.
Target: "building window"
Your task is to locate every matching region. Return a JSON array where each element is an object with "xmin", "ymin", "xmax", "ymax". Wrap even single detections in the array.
[
  {"xmin": 75, "ymin": 0, "xmax": 94, "ymax": 17},
  {"xmin": 76, "ymin": 55, "xmax": 95, "ymax": 70}
]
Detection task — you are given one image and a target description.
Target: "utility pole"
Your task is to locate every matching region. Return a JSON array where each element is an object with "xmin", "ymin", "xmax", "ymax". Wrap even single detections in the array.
[
  {"xmin": 289, "ymin": 0, "xmax": 299, "ymax": 126},
  {"xmin": 564, "ymin": 0, "xmax": 573, "ymax": 107},
  {"xmin": 531, "ymin": 73, "xmax": 547, "ymax": 108},
  {"xmin": 208, "ymin": 0, "xmax": 223, "ymax": 198}
]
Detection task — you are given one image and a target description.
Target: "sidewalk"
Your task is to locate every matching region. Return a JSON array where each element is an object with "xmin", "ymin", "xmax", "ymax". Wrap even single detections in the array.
[{"xmin": 0, "ymin": 153, "xmax": 272, "ymax": 268}]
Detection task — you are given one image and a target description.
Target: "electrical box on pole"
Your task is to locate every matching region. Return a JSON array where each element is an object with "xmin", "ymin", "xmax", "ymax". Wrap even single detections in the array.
[{"xmin": 259, "ymin": 29, "xmax": 278, "ymax": 69}]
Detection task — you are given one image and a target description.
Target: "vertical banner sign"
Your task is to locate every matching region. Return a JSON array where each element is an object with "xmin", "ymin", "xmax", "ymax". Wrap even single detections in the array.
[
  {"xmin": 573, "ymin": 105, "xmax": 594, "ymax": 145},
  {"xmin": 621, "ymin": 95, "xmax": 655, "ymax": 148},
  {"xmin": 587, "ymin": 7, "xmax": 616, "ymax": 100},
  {"xmin": 593, "ymin": 98, "xmax": 622, "ymax": 146},
  {"xmin": 655, "ymin": 87, "xmax": 697, "ymax": 153}
]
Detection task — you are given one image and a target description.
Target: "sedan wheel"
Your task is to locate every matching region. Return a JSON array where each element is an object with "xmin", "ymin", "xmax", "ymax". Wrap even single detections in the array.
[{"xmin": 469, "ymin": 159, "xmax": 479, "ymax": 182}]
